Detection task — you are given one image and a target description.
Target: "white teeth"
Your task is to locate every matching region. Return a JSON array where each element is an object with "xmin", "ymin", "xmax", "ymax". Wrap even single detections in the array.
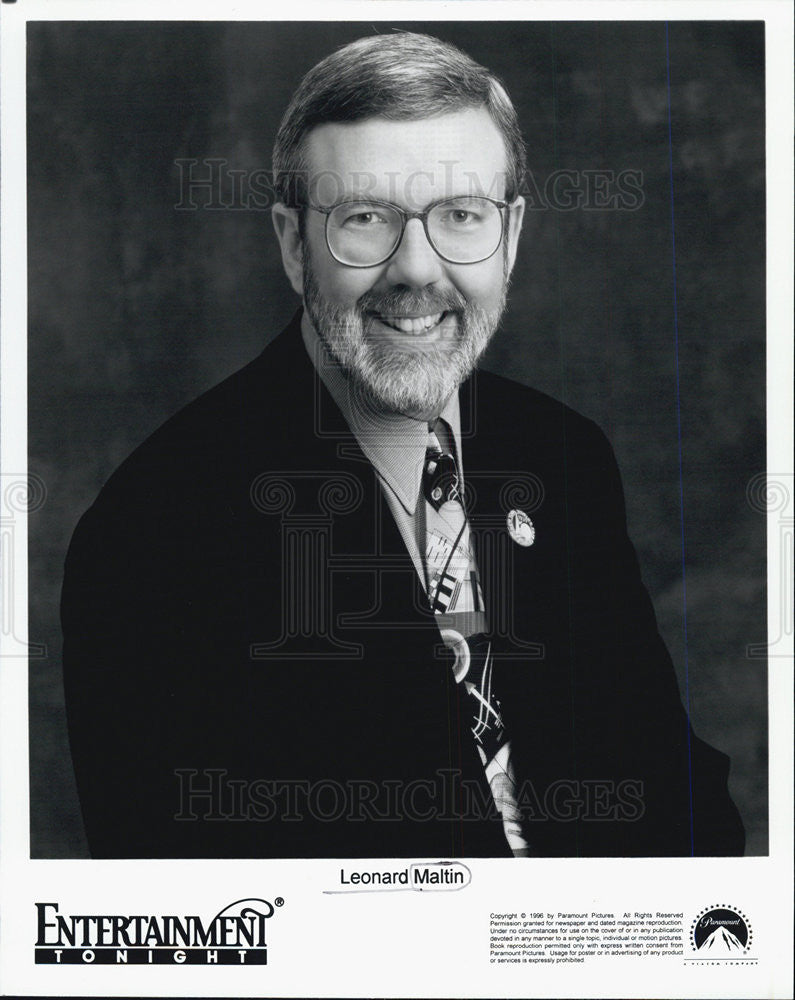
[{"xmin": 380, "ymin": 312, "xmax": 444, "ymax": 334}]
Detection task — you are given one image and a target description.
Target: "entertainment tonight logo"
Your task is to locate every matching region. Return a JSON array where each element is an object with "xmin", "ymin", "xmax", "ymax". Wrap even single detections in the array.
[{"xmin": 34, "ymin": 897, "xmax": 277, "ymax": 965}]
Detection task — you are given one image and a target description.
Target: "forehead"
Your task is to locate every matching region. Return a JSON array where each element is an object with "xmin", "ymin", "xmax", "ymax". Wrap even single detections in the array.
[{"xmin": 303, "ymin": 106, "xmax": 509, "ymax": 209}]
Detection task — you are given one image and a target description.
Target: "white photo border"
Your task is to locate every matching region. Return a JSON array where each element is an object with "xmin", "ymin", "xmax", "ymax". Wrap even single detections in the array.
[{"xmin": 2, "ymin": 2, "xmax": 792, "ymax": 998}]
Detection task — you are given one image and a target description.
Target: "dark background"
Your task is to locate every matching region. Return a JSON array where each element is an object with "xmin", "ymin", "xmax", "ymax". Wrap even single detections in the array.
[{"xmin": 27, "ymin": 20, "xmax": 767, "ymax": 856}]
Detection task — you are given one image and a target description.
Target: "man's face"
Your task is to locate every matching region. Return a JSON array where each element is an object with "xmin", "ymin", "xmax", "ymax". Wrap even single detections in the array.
[{"xmin": 275, "ymin": 106, "xmax": 525, "ymax": 419}]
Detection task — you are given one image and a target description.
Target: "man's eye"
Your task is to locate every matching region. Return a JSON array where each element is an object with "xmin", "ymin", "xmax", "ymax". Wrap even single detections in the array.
[
  {"xmin": 340, "ymin": 210, "xmax": 388, "ymax": 227},
  {"xmin": 442, "ymin": 208, "xmax": 481, "ymax": 226}
]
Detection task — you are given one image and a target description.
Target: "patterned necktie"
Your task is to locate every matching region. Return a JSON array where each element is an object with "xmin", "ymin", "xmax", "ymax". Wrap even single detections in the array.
[
  {"xmin": 423, "ymin": 424, "xmax": 529, "ymax": 854},
  {"xmin": 423, "ymin": 428, "xmax": 484, "ymax": 619}
]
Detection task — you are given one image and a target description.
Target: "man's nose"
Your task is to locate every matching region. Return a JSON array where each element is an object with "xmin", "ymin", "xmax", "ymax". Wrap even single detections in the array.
[{"xmin": 382, "ymin": 217, "xmax": 445, "ymax": 287}]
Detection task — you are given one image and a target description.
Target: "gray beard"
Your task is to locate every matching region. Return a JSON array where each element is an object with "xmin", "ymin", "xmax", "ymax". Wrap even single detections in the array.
[{"xmin": 302, "ymin": 255, "xmax": 507, "ymax": 418}]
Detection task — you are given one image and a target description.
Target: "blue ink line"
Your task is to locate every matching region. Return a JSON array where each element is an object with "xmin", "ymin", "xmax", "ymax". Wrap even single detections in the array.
[{"xmin": 665, "ymin": 22, "xmax": 695, "ymax": 856}]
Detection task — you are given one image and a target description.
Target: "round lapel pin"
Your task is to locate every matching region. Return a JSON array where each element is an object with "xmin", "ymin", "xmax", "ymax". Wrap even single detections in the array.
[{"xmin": 507, "ymin": 509, "xmax": 535, "ymax": 547}]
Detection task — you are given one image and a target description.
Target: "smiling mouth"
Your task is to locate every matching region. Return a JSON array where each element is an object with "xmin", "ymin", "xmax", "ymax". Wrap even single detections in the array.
[{"xmin": 373, "ymin": 311, "xmax": 447, "ymax": 334}]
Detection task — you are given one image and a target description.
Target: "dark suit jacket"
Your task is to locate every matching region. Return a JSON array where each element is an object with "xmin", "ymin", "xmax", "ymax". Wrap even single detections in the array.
[{"xmin": 62, "ymin": 310, "xmax": 744, "ymax": 858}]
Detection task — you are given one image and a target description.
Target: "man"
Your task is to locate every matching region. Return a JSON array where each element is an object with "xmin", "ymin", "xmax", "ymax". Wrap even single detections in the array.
[{"xmin": 62, "ymin": 32, "xmax": 744, "ymax": 858}]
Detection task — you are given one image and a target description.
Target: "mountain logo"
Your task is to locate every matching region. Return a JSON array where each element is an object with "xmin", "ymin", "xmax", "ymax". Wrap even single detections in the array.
[{"xmin": 690, "ymin": 906, "xmax": 752, "ymax": 957}]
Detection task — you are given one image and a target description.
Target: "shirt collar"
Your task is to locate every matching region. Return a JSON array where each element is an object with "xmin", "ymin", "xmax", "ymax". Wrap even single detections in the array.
[{"xmin": 301, "ymin": 312, "xmax": 463, "ymax": 516}]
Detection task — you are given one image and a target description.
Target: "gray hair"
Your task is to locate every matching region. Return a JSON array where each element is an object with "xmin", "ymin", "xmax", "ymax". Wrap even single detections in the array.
[{"xmin": 273, "ymin": 32, "xmax": 526, "ymax": 207}]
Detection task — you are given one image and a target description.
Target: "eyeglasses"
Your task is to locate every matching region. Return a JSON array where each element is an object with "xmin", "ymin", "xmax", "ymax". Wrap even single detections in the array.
[{"xmin": 307, "ymin": 196, "xmax": 509, "ymax": 267}]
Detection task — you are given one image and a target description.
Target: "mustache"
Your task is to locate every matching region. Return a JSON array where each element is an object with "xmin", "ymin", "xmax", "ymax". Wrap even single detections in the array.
[{"xmin": 357, "ymin": 287, "xmax": 468, "ymax": 316}]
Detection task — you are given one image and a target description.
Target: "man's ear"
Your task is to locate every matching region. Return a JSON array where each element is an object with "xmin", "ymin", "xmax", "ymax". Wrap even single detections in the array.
[
  {"xmin": 504, "ymin": 195, "xmax": 526, "ymax": 277},
  {"xmin": 272, "ymin": 203, "xmax": 304, "ymax": 296}
]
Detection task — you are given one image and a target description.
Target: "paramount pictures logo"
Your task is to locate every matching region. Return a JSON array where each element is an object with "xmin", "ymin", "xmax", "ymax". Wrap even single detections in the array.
[
  {"xmin": 34, "ymin": 897, "xmax": 278, "ymax": 965},
  {"xmin": 689, "ymin": 905, "xmax": 754, "ymax": 963}
]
